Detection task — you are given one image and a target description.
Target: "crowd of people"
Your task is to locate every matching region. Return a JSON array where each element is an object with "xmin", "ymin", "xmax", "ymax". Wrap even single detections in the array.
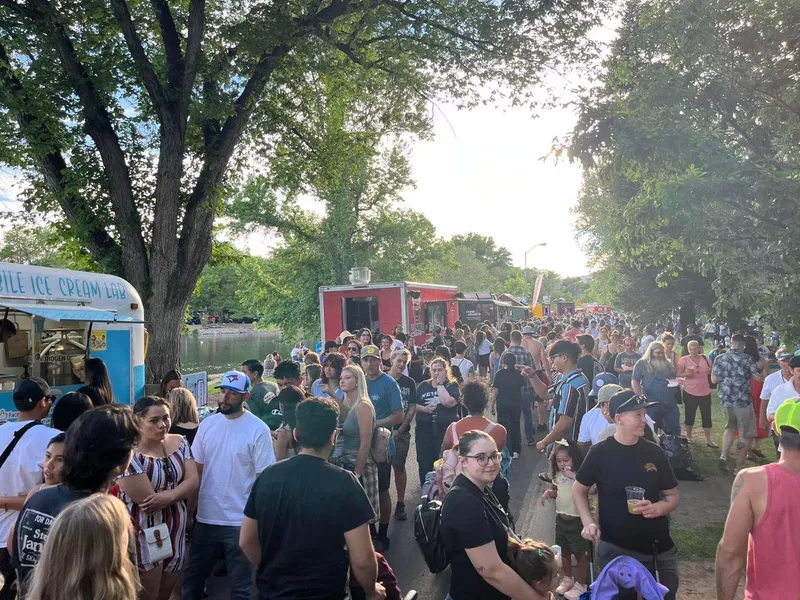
[{"xmin": 0, "ymin": 312, "xmax": 798, "ymax": 600}]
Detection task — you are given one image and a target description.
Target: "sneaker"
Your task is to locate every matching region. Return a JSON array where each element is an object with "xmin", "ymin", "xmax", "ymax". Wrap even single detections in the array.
[
  {"xmin": 527, "ymin": 439, "xmax": 536, "ymax": 446},
  {"xmin": 718, "ymin": 457, "xmax": 728, "ymax": 473},
  {"xmin": 537, "ymin": 424, "xmax": 548, "ymax": 432},
  {"xmin": 512, "ymin": 452, "xmax": 519, "ymax": 459},
  {"xmin": 555, "ymin": 576, "xmax": 574, "ymax": 595},
  {"xmin": 564, "ymin": 582, "xmax": 587, "ymax": 600},
  {"xmin": 395, "ymin": 502, "xmax": 407, "ymax": 521}
]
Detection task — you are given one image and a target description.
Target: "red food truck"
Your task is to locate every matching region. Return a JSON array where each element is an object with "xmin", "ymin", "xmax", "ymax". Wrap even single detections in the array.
[{"xmin": 319, "ymin": 279, "xmax": 459, "ymax": 346}]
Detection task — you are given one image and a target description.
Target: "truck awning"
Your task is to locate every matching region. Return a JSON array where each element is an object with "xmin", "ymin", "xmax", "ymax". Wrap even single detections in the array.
[{"xmin": 0, "ymin": 302, "xmax": 143, "ymax": 323}]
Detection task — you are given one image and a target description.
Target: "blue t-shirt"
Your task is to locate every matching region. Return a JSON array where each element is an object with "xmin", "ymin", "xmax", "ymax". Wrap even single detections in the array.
[
  {"xmin": 367, "ymin": 373, "xmax": 403, "ymax": 457},
  {"xmin": 311, "ymin": 379, "xmax": 345, "ymax": 401}
]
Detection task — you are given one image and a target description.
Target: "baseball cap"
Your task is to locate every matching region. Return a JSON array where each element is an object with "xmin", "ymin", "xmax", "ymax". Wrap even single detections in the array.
[
  {"xmin": 360, "ymin": 345, "xmax": 380, "ymax": 360},
  {"xmin": 791, "ymin": 356, "xmax": 800, "ymax": 369},
  {"xmin": 13, "ymin": 378, "xmax": 60, "ymax": 411},
  {"xmin": 775, "ymin": 400, "xmax": 800, "ymax": 433},
  {"xmin": 521, "ymin": 325, "xmax": 536, "ymax": 335},
  {"xmin": 597, "ymin": 383, "xmax": 623, "ymax": 405},
  {"xmin": 608, "ymin": 389, "xmax": 657, "ymax": 418},
  {"xmin": 216, "ymin": 370, "xmax": 250, "ymax": 394},
  {"xmin": 777, "ymin": 351, "xmax": 793, "ymax": 361},
  {"xmin": 590, "ymin": 373, "xmax": 619, "ymax": 398}
]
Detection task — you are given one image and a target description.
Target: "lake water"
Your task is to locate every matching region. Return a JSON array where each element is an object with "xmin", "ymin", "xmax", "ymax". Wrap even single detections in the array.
[{"xmin": 180, "ymin": 333, "xmax": 312, "ymax": 374}]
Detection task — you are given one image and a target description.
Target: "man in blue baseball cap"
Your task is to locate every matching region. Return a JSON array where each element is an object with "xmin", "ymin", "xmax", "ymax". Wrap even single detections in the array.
[{"xmin": 184, "ymin": 370, "xmax": 276, "ymax": 599}]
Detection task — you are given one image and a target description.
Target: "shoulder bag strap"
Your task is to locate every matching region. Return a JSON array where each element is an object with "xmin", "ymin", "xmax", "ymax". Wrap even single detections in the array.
[
  {"xmin": 451, "ymin": 425, "xmax": 459, "ymax": 446},
  {"xmin": 483, "ymin": 421, "xmax": 496, "ymax": 434},
  {"xmin": 0, "ymin": 421, "xmax": 41, "ymax": 471}
]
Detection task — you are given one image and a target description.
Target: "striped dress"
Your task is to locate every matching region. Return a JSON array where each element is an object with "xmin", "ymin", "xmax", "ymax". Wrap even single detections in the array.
[{"xmin": 118, "ymin": 437, "xmax": 193, "ymax": 572}]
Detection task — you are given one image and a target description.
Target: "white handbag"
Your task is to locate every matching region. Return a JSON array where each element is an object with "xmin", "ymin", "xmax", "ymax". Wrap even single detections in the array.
[{"xmin": 142, "ymin": 522, "xmax": 173, "ymax": 563}]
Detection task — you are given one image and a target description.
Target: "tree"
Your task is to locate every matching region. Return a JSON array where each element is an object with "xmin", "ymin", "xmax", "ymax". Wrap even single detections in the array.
[
  {"xmin": 561, "ymin": 0, "xmax": 800, "ymax": 338},
  {"xmin": 0, "ymin": 225, "xmax": 99, "ymax": 272},
  {"xmin": 0, "ymin": 0, "xmax": 606, "ymax": 380}
]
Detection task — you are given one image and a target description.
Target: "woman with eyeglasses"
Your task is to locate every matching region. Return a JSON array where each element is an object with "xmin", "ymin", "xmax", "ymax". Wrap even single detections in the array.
[
  {"xmin": 117, "ymin": 396, "xmax": 199, "ymax": 600},
  {"xmin": 440, "ymin": 430, "xmax": 544, "ymax": 600}
]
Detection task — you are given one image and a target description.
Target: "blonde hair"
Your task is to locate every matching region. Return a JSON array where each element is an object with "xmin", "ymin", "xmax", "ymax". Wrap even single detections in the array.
[
  {"xmin": 341, "ymin": 365, "xmax": 371, "ymax": 409},
  {"xmin": 169, "ymin": 387, "xmax": 200, "ymax": 424},
  {"xmin": 26, "ymin": 494, "xmax": 139, "ymax": 600}
]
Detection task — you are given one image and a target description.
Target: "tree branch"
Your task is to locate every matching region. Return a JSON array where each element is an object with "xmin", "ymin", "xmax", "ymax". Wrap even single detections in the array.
[
  {"xmin": 181, "ymin": 0, "xmax": 205, "ymax": 121},
  {"xmin": 149, "ymin": 0, "xmax": 183, "ymax": 89},
  {"xmin": 0, "ymin": 0, "xmax": 37, "ymax": 19},
  {"xmin": 382, "ymin": 0, "xmax": 493, "ymax": 51},
  {"xmin": 109, "ymin": 0, "xmax": 168, "ymax": 120},
  {"xmin": 0, "ymin": 42, "xmax": 123, "ymax": 273},
  {"xmin": 28, "ymin": 0, "xmax": 149, "ymax": 294}
]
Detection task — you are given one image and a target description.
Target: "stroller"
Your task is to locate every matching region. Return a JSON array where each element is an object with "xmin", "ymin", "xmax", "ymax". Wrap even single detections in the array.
[{"xmin": 580, "ymin": 543, "xmax": 669, "ymax": 600}]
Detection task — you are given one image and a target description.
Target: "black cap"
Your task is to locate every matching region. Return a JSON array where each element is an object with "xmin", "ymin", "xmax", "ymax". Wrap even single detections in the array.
[
  {"xmin": 13, "ymin": 377, "xmax": 58, "ymax": 411},
  {"xmin": 790, "ymin": 356, "xmax": 800, "ymax": 369},
  {"xmin": 608, "ymin": 389, "xmax": 657, "ymax": 418}
]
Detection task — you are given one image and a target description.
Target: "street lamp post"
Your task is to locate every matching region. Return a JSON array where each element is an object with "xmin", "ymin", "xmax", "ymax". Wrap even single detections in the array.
[{"xmin": 524, "ymin": 242, "xmax": 547, "ymax": 286}]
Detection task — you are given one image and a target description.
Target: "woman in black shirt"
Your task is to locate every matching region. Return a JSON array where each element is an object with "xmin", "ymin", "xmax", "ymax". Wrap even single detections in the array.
[
  {"xmin": 77, "ymin": 357, "xmax": 114, "ymax": 406},
  {"xmin": 440, "ymin": 430, "xmax": 545, "ymax": 600}
]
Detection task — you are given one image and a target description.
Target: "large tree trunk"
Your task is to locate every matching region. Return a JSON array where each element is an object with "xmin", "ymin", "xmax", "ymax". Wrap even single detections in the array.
[
  {"xmin": 679, "ymin": 299, "xmax": 696, "ymax": 335},
  {"xmin": 145, "ymin": 296, "xmax": 190, "ymax": 383}
]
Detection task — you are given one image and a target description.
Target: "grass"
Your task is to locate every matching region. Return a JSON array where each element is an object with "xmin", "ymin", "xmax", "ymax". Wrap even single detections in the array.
[{"xmin": 672, "ymin": 523, "xmax": 726, "ymax": 560}]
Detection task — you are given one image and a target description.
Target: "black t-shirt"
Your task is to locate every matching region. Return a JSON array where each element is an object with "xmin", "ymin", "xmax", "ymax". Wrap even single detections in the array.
[
  {"xmin": 170, "ymin": 423, "xmax": 199, "ymax": 445},
  {"xmin": 415, "ymin": 380, "xmax": 462, "ymax": 435},
  {"xmin": 76, "ymin": 384, "xmax": 107, "ymax": 407},
  {"xmin": 440, "ymin": 474, "xmax": 512, "ymax": 600},
  {"xmin": 492, "ymin": 368, "xmax": 524, "ymax": 407},
  {"xmin": 244, "ymin": 454, "xmax": 375, "ymax": 600},
  {"xmin": 14, "ymin": 485, "xmax": 91, "ymax": 594},
  {"xmin": 681, "ymin": 334, "xmax": 704, "ymax": 356},
  {"xmin": 576, "ymin": 436, "xmax": 678, "ymax": 554},
  {"xmin": 577, "ymin": 355, "xmax": 600, "ymax": 381},
  {"xmin": 395, "ymin": 374, "xmax": 417, "ymax": 417}
]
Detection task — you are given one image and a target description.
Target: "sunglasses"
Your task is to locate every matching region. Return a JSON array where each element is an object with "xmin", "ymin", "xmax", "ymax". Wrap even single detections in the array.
[
  {"xmin": 617, "ymin": 394, "xmax": 648, "ymax": 412},
  {"xmin": 348, "ymin": 346, "xmax": 360, "ymax": 352},
  {"xmin": 464, "ymin": 451, "xmax": 502, "ymax": 466},
  {"xmin": 44, "ymin": 395, "xmax": 57, "ymax": 402}
]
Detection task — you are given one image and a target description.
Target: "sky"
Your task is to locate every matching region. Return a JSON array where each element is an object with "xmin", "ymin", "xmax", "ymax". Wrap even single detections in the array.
[{"xmin": 402, "ymin": 101, "xmax": 590, "ymax": 277}]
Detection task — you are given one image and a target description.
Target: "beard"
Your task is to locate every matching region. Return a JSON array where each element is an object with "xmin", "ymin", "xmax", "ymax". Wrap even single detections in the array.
[
  {"xmin": 648, "ymin": 357, "xmax": 673, "ymax": 376},
  {"xmin": 219, "ymin": 398, "xmax": 244, "ymax": 415}
]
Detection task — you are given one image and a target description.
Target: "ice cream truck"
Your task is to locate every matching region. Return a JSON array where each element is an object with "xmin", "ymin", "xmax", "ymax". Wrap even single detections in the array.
[
  {"xmin": 319, "ymin": 269, "xmax": 459, "ymax": 346},
  {"xmin": 0, "ymin": 262, "xmax": 146, "ymax": 423}
]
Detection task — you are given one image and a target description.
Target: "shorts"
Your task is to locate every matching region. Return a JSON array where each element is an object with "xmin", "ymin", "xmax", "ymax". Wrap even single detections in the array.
[
  {"xmin": 555, "ymin": 515, "xmax": 589, "ymax": 555},
  {"xmin": 392, "ymin": 429, "xmax": 411, "ymax": 468},
  {"xmin": 478, "ymin": 354, "xmax": 490, "ymax": 368},
  {"xmin": 377, "ymin": 460, "xmax": 392, "ymax": 492},
  {"xmin": 724, "ymin": 404, "xmax": 757, "ymax": 439}
]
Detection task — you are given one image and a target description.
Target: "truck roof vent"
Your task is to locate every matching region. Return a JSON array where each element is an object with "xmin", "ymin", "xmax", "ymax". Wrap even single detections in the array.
[{"xmin": 348, "ymin": 267, "xmax": 372, "ymax": 285}]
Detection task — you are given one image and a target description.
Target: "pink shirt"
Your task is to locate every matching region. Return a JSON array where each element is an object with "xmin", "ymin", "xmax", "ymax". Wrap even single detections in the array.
[
  {"xmin": 746, "ymin": 464, "xmax": 800, "ymax": 599},
  {"xmin": 678, "ymin": 355, "xmax": 711, "ymax": 396}
]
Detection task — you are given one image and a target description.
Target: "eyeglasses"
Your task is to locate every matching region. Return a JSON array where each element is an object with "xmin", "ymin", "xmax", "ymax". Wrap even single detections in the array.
[
  {"xmin": 464, "ymin": 451, "xmax": 502, "ymax": 466},
  {"xmin": 550, "ymin": 353, "xmax": 567, "ymax": 361}
]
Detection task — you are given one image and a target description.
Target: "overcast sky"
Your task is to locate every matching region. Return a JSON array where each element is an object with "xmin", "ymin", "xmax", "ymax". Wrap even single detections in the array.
[{"xmin": 402, "ymin": 101, "xmax": 590, "ymax": 277}]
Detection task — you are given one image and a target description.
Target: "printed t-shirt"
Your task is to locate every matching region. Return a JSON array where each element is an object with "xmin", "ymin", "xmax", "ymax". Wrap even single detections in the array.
[
  {"xmin": 0, "ymin": 421, "xmax": 60, "ymax": 548},
  {"xmin": 414, "ymin": 380, "xmax": 461, "ymax": 435},
  {"xmin": 548, "ymin": 369, "xmax": 591, "ymax": 441},
  {"xmin": 244, "ymin": 455, "xmax": 374, "ymax": 600},
  {"xmin": 394, "ymin": 374, "xmax": 417, "ymax": 416},
  {"xmin": 247, "ymin": 380, "xmax": 282, "ymax": 430},
  {"xmin": 192, "ymin": 411, "xmax": 275, "ymax": 526},
  {"xmin": 14, "ymin": 485, "xmax": 90, "ymax": 595},
  {"xmin": 576, "ymin": 436, "xmax": 678, "ymax": 554}
]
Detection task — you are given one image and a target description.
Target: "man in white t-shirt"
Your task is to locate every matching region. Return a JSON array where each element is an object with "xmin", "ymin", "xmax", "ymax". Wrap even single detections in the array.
[
  {"xmin": 579, "ymin": 381, "xmax": 623, "ymax": 451},
  {"xmin": 451, "ymin": 341, "xmax": 475, "ymax": 381},
  {"xmin": 760, "ymin": 351, "xmax": 792, "ymax": 447},
  {"xmin": 0, "ymin": 378, "xmax": 59, "ymax": 598},
  {"xmin": 766, "ymin": 357, "xmax": 800, "ymax": 453},
  {"xmin": 184, "ymin": 370, "xmax": 276, "ymax": 600}
]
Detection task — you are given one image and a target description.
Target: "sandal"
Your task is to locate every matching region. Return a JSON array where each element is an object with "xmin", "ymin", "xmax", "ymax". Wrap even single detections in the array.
[{"xmin": 707, "ymin": 440, "xmax": 719, "ymax": 448}]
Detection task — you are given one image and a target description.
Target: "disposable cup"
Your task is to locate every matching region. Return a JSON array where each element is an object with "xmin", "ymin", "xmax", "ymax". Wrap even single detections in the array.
[{"xmin": 625, "ymin": 486, "xmax": 645, "ymax": 514}]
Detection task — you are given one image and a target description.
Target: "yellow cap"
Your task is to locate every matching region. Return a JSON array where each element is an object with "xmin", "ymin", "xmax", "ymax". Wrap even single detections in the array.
[{"xmin": 775, "ymin": 399, "xmax": 800, "ymax": 433}]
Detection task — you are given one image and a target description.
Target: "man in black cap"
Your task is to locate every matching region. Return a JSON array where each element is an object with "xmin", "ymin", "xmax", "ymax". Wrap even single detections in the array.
[
  {"xmin": 0, "ymin": 378, "xmax": 59, "ymax": 599},
  {"xmin": 572, "ymin": 389, "xmax": 681, "ymax": 600}
]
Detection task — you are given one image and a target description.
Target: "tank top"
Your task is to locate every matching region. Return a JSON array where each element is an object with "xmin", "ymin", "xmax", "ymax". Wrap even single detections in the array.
[
  {"xmin": 746, "ymin": 463, "xmax": 800, "ymax": 599},
  {"xmin": 331, "ymin": 401, "xmax": 374, "ymax": 459}
]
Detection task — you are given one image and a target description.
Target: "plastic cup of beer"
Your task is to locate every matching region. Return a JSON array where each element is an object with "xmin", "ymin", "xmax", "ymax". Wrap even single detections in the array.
[{"xmin": 625, "ymin": 486, "xmax": 645, "ymax": 514}]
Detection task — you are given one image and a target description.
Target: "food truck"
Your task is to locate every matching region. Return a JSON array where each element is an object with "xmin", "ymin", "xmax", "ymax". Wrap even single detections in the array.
[
  {"xmin": 319, "ymin": 269, "xmax": 459, "ymax": 345},
  {"xmin": 457, "ymin": 292, "xmax": 513, "ymax": 330},
  {"xmin": 0, "ymin": 262, "xmax": 146, "ymax": 423}
]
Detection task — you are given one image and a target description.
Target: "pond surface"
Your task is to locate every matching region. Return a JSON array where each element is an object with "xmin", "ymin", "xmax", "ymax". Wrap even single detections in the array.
[{"xmin": 180, "ymin": 332, "xmax": 314, "ymax": 374}]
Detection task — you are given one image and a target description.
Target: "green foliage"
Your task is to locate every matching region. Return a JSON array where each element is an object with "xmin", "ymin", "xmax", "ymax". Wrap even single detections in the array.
[
  {"xmin": 562, "ymin": 0, "xmax": 800, "ymax": 338},
  {"xmin": 0, "ymin": 225, "xmax": 99, "ymax": 272}
]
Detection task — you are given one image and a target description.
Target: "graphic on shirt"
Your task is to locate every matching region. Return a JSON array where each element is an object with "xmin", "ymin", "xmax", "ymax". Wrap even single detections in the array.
[
  {"xmin": 644, "ymin": 463, "xmax": 657, "ymax": 472},
  {"xmin": 17, "ymin": 507, "xmax": 54, "ymax": 568}
]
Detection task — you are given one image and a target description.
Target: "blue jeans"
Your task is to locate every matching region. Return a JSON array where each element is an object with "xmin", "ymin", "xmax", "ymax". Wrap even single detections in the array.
[
  {"xmin": 647, "ymin": 400, "xmax": 681, "ymax": 435},
  {"xmin": 521, "ymin": 389, "xmax": 535, "ymax": 442},
  {"xmin": 182, "ymin": 522, "xmax": 253, "ymax": 600}
]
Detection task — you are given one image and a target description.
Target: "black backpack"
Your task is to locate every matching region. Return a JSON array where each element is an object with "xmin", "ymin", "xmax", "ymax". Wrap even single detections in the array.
[{"xmin": 413, "ymin": 499, "xmax": 449, "ymax": 573}]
